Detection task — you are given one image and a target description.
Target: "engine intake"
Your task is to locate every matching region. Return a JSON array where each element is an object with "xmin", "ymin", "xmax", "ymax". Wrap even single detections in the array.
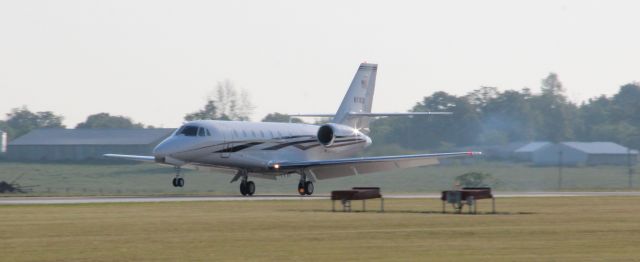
[
  {"xmin": 317, "ymin": 125, "xmax": 335, "ymax": 146},
  {"xmin": 316, "ymin": 123, "xmax": 357, "ymax": 147}
]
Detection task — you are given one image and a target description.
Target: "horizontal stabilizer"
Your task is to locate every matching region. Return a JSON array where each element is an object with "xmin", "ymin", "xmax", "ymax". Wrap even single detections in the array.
[
  {"xmin": 290, "ymin": 112, "xmax": 452, "ymax": 118},
  {"xmin": 347, "ymin": 112, "xmax": 452, "ymax": 117}
]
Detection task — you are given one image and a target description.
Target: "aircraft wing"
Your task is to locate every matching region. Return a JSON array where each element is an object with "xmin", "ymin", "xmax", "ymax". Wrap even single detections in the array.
[
  {"xmin": 103, "ymin": 154, "xmax": 156, "ymax": 162},
  {"xmin": 270, "ymin": 151, "xmax": 480, "ymax": 180},
  {"xmin": 103, "ymin": 154, "xmax": 274, "ymax": 180}
]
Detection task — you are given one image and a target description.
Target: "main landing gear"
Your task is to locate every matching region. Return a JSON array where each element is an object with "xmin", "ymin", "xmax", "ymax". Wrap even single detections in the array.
[
  {"xmin": 240, "ymin": 178, "xmax": 256, "ymax": 196},
  {"xmin": 172, "ymin": 166, "xmax": 184, "ymax": 187},
  {"xmin": 298, "ymin": 180, "xmax": 314, "ymax": 195},
  {"xmin": 231, "ymin": 170, "xmax": 255, "ymax": 196}
]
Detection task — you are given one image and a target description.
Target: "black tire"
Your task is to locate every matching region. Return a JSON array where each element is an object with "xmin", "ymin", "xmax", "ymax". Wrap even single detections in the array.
[
  {"xmin": 177, "ymin": 178, "xmax": 185, "ymax": 187},
  {"xmin": 304, "ymin": 181, "xmax": 314, "ymax": 195},
  {"xmin": 297, "ymin": 182, "xmax": 305, "ymax": 195},
  {"xmin": 246, "ymin": 181, "xmax": 255, "ymax": 196},
  {"xmin": 172, "ymin": 178, "xmax": 178, "ymax": 187},
  {"xmin": 240, "ymin": 182, "xmax": 248, "ymax": 196}
]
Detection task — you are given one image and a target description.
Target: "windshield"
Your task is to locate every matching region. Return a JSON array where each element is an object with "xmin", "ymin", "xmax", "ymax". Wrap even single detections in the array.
[
  {"xmin": 177, "ymin": 126, "xmax": 199, "ymax": 136},
  {"xmin": 175, "ymin": 125, "xmax": 213, "ymax": 137}
]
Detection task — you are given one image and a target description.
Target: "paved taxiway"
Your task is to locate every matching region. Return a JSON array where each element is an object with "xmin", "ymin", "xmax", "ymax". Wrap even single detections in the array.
[{"xmin": 1, "ymin": 191, "xmax": 639, "ymax": 205}]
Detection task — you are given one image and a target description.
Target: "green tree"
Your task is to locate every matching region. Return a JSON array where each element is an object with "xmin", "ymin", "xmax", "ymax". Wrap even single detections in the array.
[
  {"xmin": 455, "ymin": 172, "xmax": 494, "ymax": 187},
  {"xmin": 467, "ymin": 86, "xmax": 499, "ymax": 109},
  {"xmin": 531, "ymin": 73, "xmax": 577, "ymax": 142},
  {"xmin": 4, "ymin": 107, "xmax": 65, "ymax": 139},
  {"xmin": 369, "ymin": 91, "xmax": 481, "ymax": 150},
  {"xmin": 261, "ymin": 113, "xmax": 303, "ymax": 123},
  {"xmin": 540, "ymin": 73, "xmax": 566, "ymax": 99},
  {"xmin": 611, "ymin": 83, "xmax": 640, "ymax": 125},
  {"xmin": 577, "ymin": 95, "xmax": 612, "ymax": 140},
  {"xmin": 76, "ymin": 113, "xmax": 144, "ymax": 129},
  {"xmin": 411, "ymin": 91, "xmax": 481, "ymax": 149},
  {"xmin": 184, "ymin": 100, "xmax": 224, "ymax": 121},
  {"xmin": 185, "ymin": 80, "xmax": 254, "ymax": 121},
  {"xmin": 480, "ymin": 89, "xmax": 538, "ymax": 143}
]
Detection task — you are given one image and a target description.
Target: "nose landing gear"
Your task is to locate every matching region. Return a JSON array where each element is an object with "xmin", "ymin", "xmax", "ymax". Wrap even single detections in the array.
[
  {"xmin": 172, "ymin": 166, "xmax": 184, "ymax": 188},
  {"xmin": 172, "ymin": 177, "xmax": 185, "ymax": 187}
]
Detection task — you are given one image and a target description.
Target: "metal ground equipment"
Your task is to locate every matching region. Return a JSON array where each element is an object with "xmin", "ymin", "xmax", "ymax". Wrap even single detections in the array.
[
  {"xmin": 331, "ymin": 187, "xmax": 384, "ymax": 212},
  {"xmin": 441, "ymin": 187, "xmax": 495, "ymax": 214}
]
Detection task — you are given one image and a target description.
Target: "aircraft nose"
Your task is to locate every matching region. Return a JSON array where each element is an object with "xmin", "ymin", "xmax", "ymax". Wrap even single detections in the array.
[{"xmin": 153, "ymin": 138, "xmax": 175, "ymax": 157}]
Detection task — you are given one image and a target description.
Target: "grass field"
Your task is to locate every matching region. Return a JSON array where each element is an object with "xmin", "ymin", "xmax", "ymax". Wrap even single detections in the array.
[
  {"xmin": 0, "ymin": 161, "xmax": 638, "ymax": 195},
  {"xmin": 1, "ymin": 197, "xmax": 639, "ymax": 261}
]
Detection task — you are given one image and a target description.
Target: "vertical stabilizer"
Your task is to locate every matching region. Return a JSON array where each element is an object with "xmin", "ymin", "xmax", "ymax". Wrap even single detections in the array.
[{"xmin": 332, "ymin": 63, "xmax": 378, "ymax": 129}]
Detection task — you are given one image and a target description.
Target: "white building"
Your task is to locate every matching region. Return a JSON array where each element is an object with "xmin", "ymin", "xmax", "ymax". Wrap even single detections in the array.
[
  {"xmin": 7, "ymin": 128, "xmax": 174, "ymax": 161},
  {"xmin": 0, "ymin": 130, "xmax": 6, "ymax": 153},
  {"xmin": 513, "ymin": 142, "xmax": 551, "ymax": 161},
  {"xmin": 531, "ymin": 142, "xmax": 638, "ymax": 166}
]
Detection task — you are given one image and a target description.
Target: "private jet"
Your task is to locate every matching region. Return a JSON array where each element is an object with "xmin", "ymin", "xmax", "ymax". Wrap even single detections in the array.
[{"xmin": 105, "ymin": 63, "xmax": 480, "ymax": 196}]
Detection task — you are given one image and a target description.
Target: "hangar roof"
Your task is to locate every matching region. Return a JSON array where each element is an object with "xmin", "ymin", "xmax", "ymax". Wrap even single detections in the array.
[
  {"xmin": 563, "ymin": 142, "xmax": 637, "ymax": 155},
  {"xmin": 514, "ymin": 142, "xmax": 551, "ymax": 153},
  {"xmin": 9, "ymin": 128, "xmax": 175, "ymax": 146}
]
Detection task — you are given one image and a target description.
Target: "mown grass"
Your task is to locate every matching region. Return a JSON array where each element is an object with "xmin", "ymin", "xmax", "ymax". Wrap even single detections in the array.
[
  {"xmin": 0, "ymin": 161, "xmax": 638, "ymax": 195},
  {"xmin": 1, "ymin": 197, "xmax": 639, "ymax": 261}
]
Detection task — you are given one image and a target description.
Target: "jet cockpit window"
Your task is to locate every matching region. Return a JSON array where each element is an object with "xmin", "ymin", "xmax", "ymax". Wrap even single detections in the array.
[
  {"xmin": 177, "ymin": 126, "xmax": 199, "ymax": 136},
  {"xmin": 205, "ymin": 129, "xmax": 211, "ymax": 136},
  {"xmin": 198, "ymin": 127, "xmax": 206, "ymax": 137}
]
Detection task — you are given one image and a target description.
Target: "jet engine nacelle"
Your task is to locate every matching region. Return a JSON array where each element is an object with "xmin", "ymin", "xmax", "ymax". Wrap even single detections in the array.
[{"xmin": 317, "ymin": 123, "xmax": 357, "ymax": 147}]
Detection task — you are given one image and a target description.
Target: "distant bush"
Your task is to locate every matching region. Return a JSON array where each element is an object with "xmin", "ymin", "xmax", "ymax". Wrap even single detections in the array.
[{"xmin": 455, "ymin": 172, "xmax": 494, "ymax": 187}]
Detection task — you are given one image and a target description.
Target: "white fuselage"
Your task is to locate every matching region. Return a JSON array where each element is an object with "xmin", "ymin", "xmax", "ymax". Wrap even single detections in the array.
[{"xmin": 153, "ymin": 120, "xmax": 372, "ymax": 174}]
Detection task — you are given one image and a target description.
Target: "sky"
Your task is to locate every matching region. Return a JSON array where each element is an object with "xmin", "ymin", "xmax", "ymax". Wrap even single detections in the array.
[{"xmin": 0, "ymin": 0, "xmax": 638, "ymax": 128}]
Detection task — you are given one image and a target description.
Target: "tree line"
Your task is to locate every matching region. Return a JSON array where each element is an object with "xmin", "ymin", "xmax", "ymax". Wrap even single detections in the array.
[
  {"xmin": 1, "ymin": 74, "xmax": 639, "ymax": 150},
  {"xmin": 369, "ymin": 74, "xmax": 640, "ymax": 151},
  {"xmin": 0, "ymin": 109, "xmax": 147, "ymax": 140}
]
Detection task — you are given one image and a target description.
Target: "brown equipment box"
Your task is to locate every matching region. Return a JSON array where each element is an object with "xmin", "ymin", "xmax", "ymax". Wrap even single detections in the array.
[
  {"xmin": 441, "ymin": 187, "xmax": 493, "ymax": 201},
  {"xmin": 441, "ymin": 187, "xmax": 495, "ymax": 214},
  {"xmin": 331, "ymin": 187, "xmax": 382, "ymax": 200},
  {"xmin": 331, "ymin": 187, "xmax": 384, "ymax": 212}
]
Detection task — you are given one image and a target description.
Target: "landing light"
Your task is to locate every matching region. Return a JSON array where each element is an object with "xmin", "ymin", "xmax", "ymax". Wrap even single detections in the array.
[{"xmin": 274, "ymin": 164, "xmax": 280, "ymax": 169}]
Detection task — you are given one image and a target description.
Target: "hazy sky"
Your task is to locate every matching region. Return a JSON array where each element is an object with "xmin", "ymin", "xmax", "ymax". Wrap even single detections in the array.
[{"xmin": 1, "ymin": 0, "xmax": 638, "ymax": 128}]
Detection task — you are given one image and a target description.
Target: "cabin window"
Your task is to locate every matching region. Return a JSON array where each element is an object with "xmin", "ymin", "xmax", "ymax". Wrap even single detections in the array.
[
  {"xmin": 251, "ymin": 130, "xmax": 256, "ymax": 137},
  {"xmin": 242, "ymin": 130, "xmax": 247, "ymax": 137},
  {"xmin": 260, "ymin": 130, "xmax": 265, "ymax": 138},
  {"xmin": 178, "ymin": 126, "xmax": 199, "ymax": 136},
  {"xmin": 269, "ymin": 130, "xmax": 274, "ymax": 138}
]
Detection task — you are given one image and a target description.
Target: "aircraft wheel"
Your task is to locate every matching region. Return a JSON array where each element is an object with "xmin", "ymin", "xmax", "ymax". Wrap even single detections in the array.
[
  {"xmin": 240, "ymin": 182, "xmax": 248, "ymax": 196},
  {"xmin": 172, "ymin": 178, "xmax": 178, "ymax": 187},
  {"xmin": 304, "ymin": 181, "xmax": 314, "ymax": 195},
  {"xmin": 297, "ymin": 182, "xmax": 305, "ymax": 195},
  {"xmin": 176, "ymin": 178, "xmax": 185, "ymax": 187},
  {"xmin": 246, "ymin": 181, "xmax": 255, "ymax": 196}
]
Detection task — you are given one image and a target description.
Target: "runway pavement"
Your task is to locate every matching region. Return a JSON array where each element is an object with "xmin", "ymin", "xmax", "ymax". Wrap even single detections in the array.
[{"xmin": 1, "ymin": 191, "xmax": 640, "ymax": 205}]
